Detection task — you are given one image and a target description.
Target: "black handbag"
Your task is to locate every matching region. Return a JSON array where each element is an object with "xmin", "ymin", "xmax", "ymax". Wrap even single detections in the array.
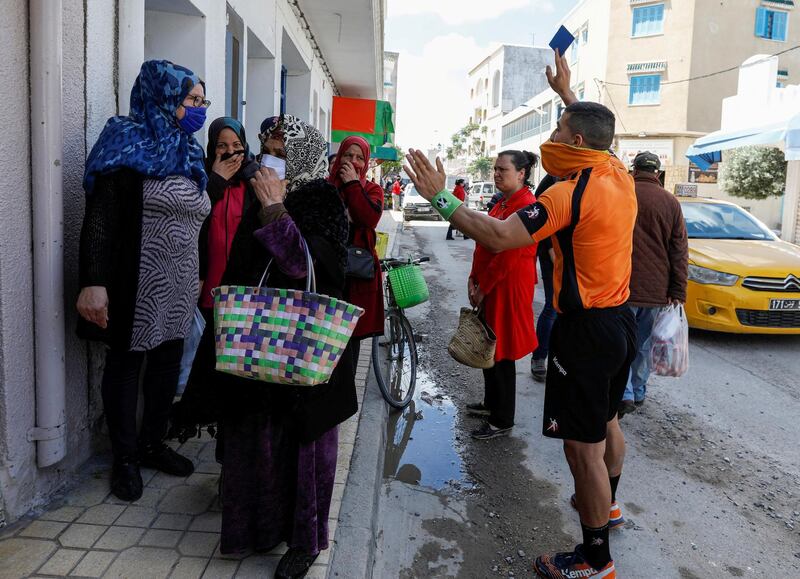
[{"xmin": 346, "ymin": 246, "xmax": 375, "ymax": 280}]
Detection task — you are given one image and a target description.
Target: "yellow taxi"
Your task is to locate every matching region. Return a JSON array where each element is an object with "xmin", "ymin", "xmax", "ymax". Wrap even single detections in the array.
[{"xmin": 680, "ymin": 197, "xmax": 800, "ymax": 334}]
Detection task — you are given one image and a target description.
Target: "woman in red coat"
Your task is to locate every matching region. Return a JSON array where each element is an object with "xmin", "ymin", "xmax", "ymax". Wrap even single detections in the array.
[
  {"xmin": 329, "ymin": 136, "xmax": 385, "ymax": 364},
  {"xmin": 467, "ymin": 151, "xmax": 539, "ymax": 439}
]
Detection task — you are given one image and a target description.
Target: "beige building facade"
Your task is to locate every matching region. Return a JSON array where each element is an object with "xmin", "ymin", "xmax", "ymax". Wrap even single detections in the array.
[{"xmin": 604, "ymin": 0, "xmax": 800, "ymax": 228}]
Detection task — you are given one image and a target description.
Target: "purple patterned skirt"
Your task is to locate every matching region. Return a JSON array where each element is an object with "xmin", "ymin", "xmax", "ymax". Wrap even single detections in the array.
[{"xmin": 218, "ymin": 414, "xmax": 338, "ymax": 555}]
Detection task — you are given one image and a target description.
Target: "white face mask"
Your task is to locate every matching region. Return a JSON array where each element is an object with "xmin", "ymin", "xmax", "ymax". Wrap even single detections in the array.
[{"xmin": 260, "ymin": 154, "xmax": 286, "ymax": 179}]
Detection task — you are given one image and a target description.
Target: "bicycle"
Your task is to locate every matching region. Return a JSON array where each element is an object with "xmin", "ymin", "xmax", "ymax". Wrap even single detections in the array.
[{"xmin": 371, "ymin": 256, "xmax": 430, "ymax": 409}]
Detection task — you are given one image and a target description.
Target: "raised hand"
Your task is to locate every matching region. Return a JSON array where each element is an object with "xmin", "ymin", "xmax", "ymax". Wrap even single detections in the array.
[
  {"xmin": 545, "ymin": 49, "xmax": 577, "ymax": 106},
  {"xmin": 250, "ymin": 166, "xmax": 286, "ymax": 208},
  {"xmin": 403, "ymin": 149, "xmax": 446, "ymax": 201}
]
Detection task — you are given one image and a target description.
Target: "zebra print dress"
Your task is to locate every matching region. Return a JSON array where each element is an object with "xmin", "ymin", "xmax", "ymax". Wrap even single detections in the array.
[{"xmin": 130, "ymin": 176, "xmax": 211, "ymax": 351}]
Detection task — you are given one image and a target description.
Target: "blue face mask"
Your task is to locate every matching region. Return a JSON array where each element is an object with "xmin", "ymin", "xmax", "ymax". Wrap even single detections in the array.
[{"xmin": 178, "ymin": 106, "xmax": 207, "ymax": 134}]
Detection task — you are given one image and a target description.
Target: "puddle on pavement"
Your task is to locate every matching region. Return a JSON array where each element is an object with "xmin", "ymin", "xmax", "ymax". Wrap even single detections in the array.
[{"xmin": 382, "ymin": 365, "xmax": 471, "ymax": 491}]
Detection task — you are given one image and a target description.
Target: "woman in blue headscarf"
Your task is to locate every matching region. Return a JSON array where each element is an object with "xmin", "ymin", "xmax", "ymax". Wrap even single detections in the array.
[{"xmin": 76, "ymin": 60, "xmax": 211, "ymax": 502}]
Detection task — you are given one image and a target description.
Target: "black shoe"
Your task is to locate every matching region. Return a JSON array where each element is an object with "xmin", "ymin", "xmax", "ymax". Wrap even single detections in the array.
[
  {"xmin": 618, "ymin": 399, "xmax": 636, "ymax": 419},
  {"xmin": 111, "ymin": 458, "xmax": 143, "ymax": 502},
  {"xmin": 275, "ymin": 547, "xmax": 319, "ymax": 579},
  {"xmin": 470, "ymin": 422, "xmax": 512, "ymax": 440},
  {"xmin": 465, "ymin": 402, "xmax": 490, "ymax": 417},
  {"xmin": 139, "ymin": 443, "xmax": 195, "ymax": 477},
  {"xmin": 446, "ymin": 236, "xmax": 454, "ymax": 240},
  {"xmin": 634, "ymin": 398, "xmax": 646, "ymax": 407}
]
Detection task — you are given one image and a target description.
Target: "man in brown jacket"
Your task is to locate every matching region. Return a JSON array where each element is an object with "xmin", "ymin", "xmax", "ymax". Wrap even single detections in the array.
[{"xmin": 620, "ymin": 151, "xmax": 688, "ymax": 417}]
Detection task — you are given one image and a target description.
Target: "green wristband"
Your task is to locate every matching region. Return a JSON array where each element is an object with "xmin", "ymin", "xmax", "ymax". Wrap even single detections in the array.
[{"xmin": 431, "ymin": 189, "xmax": 463, "ymax": 220}]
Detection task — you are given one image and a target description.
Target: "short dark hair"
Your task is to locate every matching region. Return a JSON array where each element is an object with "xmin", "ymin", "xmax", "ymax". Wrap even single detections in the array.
[
  {"xmin": 562, "ymin": 102, "xmax": 616, "ymax": 150},
  {"xmin": 498, "ymin": 150, "xmax": 539, "ymax": 186},
  {"xmin": 455, "ymin": 178, "xmax": 465, "ymax": 186}
]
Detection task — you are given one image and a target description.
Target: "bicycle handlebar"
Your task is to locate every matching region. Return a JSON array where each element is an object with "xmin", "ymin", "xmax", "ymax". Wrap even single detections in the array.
[{"xmin": 380, "ymin": 256, "xmax": 430, "ymax": 267}]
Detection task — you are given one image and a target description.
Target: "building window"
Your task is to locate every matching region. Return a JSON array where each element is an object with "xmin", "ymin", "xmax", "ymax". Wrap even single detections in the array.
[
  {"xmin": 492, "ymin": 71, "xmax": 501, "ymax": 108},
  {"xmin": 500, "ymin": 101, "xmax": 553, "ymax": 147},
  {"xmin": 755, "ymin": 7, "xmax": 788, "ymax": 41},
  {"xmin": 582, "ymin": 27, "xmax": 588, "ymax": 44},
  {"xmin": 629, "ymin": 74, "xmax": 661, "ymax": 105},
  {"xmin": 632, "ymin": 3, "xmax": 665, "ymax": 37},
  {"xmin": 570, "ymin": 31, "xmax": 579, "ymax": 63}
]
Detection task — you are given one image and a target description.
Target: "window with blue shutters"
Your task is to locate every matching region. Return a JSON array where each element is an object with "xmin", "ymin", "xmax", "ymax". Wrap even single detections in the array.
[
  {"xmin": 755, "ymin": 7, "xmax": 789, "ymax": 41},
  {"xmin": 632, "ymin": 3, "xmax": 665, "ymax": 37},
  {"xmin": 629, "ymin": 74, "xmax": 662, "ymax": 106}
]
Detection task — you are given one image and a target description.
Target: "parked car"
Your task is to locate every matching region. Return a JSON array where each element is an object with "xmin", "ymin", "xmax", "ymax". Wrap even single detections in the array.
[
  {"xmin": 468, "ymin": 182, "xmax": 495, "ymax": 211},
  {"xmin": 402, "ymin": 184, "xmax": 442, "ymax": 222},
  {"xmin": 681, "ymin": 197, "xmax": 800, "ymax": 334}
]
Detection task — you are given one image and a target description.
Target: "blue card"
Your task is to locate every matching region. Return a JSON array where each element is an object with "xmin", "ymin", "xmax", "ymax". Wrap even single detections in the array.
[{"xmin": 549, "ymin": 25, "xmax": 575, "ymax": 56}]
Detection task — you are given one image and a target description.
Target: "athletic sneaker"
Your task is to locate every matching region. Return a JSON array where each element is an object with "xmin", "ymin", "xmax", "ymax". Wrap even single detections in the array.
[
  {"xmin": 534, "ymin": 545, "xmax": 615, "ymax": 578},
  {"xmin": 617, "ymin": 399, "xmax": 636, "ymax": 419},
  {"xmin": 465, "ymin": 402, "xmax": 490, "ymax": 417},
  {"xmin": 470, "ymin": 422, "xmax": 511, "ymax": 440},
  {"xmin": 531, "ymin": 358, "xmax": 547, "ymax": 382},
  {"xmin": 570, "ymin": 494, "xmax": 626, "ymax": 529},
  {"xmin": 634, "ymin": 398, "xmax": 646, "ymax": 407}
]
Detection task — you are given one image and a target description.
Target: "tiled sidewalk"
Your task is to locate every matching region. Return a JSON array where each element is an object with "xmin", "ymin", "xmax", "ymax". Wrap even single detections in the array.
[{"xmin": 0, "ymin": 341, "xmax": 371, "ymax": 579}]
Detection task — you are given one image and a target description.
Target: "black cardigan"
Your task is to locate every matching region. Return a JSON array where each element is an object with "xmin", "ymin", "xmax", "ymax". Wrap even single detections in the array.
[
  {"xmin": 175, "ymin": 177, "xmax": 358, "ymax": 443},
  {"xmin": 77, "ymin": 169, "xmax": 145, "ymax": 349}
]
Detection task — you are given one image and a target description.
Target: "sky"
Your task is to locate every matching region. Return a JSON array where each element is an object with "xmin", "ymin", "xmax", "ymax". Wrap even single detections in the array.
[{"xmin": 385, "ymin": 0, "xmax": 580, "ymax": 151}]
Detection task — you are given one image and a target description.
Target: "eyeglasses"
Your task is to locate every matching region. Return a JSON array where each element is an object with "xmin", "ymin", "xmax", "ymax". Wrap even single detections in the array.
[{"xmin": 183, "ymin": 95, "xmax": 211, "ymax": 108}]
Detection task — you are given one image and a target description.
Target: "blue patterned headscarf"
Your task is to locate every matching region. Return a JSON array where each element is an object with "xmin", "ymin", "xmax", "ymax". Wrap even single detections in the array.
[{"xmin": 83, "ymin": 60, "xmax": 208, "ymax": 195}]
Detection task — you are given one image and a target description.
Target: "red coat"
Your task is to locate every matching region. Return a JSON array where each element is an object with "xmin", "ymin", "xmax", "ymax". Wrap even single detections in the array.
[
  {"xmin": 470, "ymin": 187, "xmax": 538, "ymax": 361},
  {"xmin": 341, "ymin": 180, "xmax": 385, "ymax": 338}
]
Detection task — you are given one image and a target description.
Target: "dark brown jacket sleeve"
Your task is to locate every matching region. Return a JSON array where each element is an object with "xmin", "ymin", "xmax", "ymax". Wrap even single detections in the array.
[{"xmin": 667, "ymin": 200, "xmax": 689, "ymax": 302}]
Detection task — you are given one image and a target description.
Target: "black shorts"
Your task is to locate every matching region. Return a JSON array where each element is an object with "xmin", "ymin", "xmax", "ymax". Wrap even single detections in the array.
[{"xmin": 542, "ymin": 306, "xmax": 636, "ymax": 443}]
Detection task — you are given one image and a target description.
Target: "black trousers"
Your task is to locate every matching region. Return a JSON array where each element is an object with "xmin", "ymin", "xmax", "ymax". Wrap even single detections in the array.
[
  {"xmin": 482, "ymin": 359, "xmax": 516, "ymax": 429},
  {"xmin": 101, "ymin": 339, "xmax": 184, "ymax": 459}
]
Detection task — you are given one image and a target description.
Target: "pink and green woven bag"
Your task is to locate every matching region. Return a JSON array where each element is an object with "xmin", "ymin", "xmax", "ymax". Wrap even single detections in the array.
[{"xmin": 212, "ymin": 245, "xmax": 364, "ymax": 386}]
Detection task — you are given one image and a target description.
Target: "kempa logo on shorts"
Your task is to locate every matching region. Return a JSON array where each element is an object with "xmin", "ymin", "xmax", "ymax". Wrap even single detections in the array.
[
  {"xmin": 552, "ymin": 356, "xmax": 567, "ymax": 376},
  {"xmin": 558, "ymin": 567, "xmax": 600, "ymax": 578},
  {"xmin": 547, "ymin": 418, "xmax": 558, "ymax": 433}
]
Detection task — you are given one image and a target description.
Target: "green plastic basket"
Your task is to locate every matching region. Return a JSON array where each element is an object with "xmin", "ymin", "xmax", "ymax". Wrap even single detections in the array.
[{"xmin": 388, "ymin": 264, "xmax": 429, "ymax": 309}]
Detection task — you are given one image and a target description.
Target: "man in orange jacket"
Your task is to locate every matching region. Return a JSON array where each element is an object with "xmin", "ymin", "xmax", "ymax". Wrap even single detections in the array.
[{"xmin": 404, "ymin": 52, "xmax": 636, "ymax": 579}]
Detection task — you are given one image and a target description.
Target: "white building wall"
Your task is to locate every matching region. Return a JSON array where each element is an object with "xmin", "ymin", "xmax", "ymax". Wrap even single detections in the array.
[{"xmin": 0, "ymin": 0, "xmax": 356, "ymax": 525}]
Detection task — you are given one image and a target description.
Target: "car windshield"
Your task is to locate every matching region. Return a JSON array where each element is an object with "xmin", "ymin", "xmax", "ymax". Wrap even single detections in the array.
[
  {"xmin": 680, "ymin": 202, "xmax": 776, "ymax": 241},
  {"xmin": 405, "ymin": 185, "xmax": 421, "ymax": 198}
]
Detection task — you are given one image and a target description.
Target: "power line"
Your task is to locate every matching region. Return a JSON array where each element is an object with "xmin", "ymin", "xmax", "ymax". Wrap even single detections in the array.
[
  {"xmin": 595, "ymin": 78, "xmax": 628, "ymax": 133},
  {"xmin": 598, "ymin": 44, "xmax": 800, "ymax": 87}
]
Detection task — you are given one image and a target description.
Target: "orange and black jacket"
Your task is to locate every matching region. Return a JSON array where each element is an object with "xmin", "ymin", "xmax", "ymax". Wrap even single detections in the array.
[{"xmin": 517, "ymin": 143, "xmax": 638, "ymax": 314}]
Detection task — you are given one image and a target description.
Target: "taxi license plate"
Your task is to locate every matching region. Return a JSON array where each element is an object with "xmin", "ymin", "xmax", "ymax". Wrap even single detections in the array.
[{"xmin": 769, "ymin": 298, "xmax": 800, "ymax": 310}]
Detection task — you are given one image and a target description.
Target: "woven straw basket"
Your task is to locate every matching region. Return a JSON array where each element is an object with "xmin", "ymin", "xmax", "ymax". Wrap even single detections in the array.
[{"xmin": 447, "ymin": 307, "xmax": 496, "ymax": 369}]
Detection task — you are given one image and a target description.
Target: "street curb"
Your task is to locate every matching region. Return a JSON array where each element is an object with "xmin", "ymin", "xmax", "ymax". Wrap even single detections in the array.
[{"xmin": 327, "ymin": 213, "xmax": 401, "ymax": 578}]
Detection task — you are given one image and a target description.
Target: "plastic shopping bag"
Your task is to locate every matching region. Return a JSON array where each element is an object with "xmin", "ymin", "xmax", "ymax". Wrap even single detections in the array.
[
  {"xmin": 177, "ymin": 307, "xmax": 206, "ymax": 395},
  {"xmin": 649, "ymin": 304, "xmax": 689, "ymax": 378}
]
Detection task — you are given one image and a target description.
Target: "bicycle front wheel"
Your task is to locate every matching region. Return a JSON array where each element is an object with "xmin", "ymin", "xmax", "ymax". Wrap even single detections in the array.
[{"xmin": 372, "ymin": 310, "xmax": 417, "ymax": 409}]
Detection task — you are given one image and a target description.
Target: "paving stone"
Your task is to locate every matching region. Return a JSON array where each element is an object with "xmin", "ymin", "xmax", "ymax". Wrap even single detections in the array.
[
  {"xmin": 70, "ymin": 550, "xmax": 117, "ymax": 577},
  {"xmin": 58, "ymin": 523, "xmax": 107, "ymax": 549},
  {"xmin": 234, "ymin": 555, "xmax": 279, "ymax": 578},
  {"xmin": 76, "ymin": 503, "xmax": 125, "ymax": 525},
  {"xmin": 140, "ymin": 467, "xmax": 158, "ymax": 486},
  {"xmin": 105, "ymin": 547, "xmax": 178, "ymax": 579},
  {"xmin": 132, "ymin": 486, "xmax": 167, "ymax": 508},
  {"xmin": 116, "ymin": 506, "xmax": 157, "ymax": 527},
  {"xmin": 178, "ymin": 531, "xmax": 219, "ymax": 557},
  {"xmin": 19, "ymin": 520, "xmax": 68, "ymax": 539},
  {"xmin": 211, "ymin": 545, "xmax": 250, "ymax": 560},
  {"xmin": 186, "ymin": 473, "xmax": 219, "ymax": 488},
  {"xmin": 153, "ymin": 513, "xmax": 192, "ymax": 531},
  {"xmin": 170, "ymin": 557, "xmax": 209, "ymax": 579},
  {"xmin": 178, "ymin": 441, "xmax": 206, "ymax": 459},
  {"xmin": 140, "ymin": 528, "xmax": 183, "ymax": 548},
  {"xmin": 37, "ymin": 548, "xmax": 86, "ymax": 575},
  {"xmin": 0, "ymin": 538, "xmax": 56, "ymax": 579},
  {"xmin": 304, "ymin": 565, "xmax": 327, "ymax": 579},
  {"xmin": 197, "ymin": 444, "xmax": 217, "ymax": 463},
  {"xmin": 201, "ymin": 558, "xmax": 239, "ymax": 579},
  {"xmin": 189, "ymin": 512, "xmax": 221, "ymax": 533},
  {"xmin": 40, "ymin": 505, "xmax": 85, "ymax": 523},
  {"xmin": 195, "ymin": 461, "xmax": 222, "ymax": 475},
  {"xmin": 94, "ymin": 526, "xmax": 145, "ymax": 550},
  {"xmin": 149, "ymin": 472, "xmax": 189, "ymax": 489},
  {"xmin": 65, "ymin": 478, "xmax": 110, "ymax": 507},
  {"xmin": 159, "ymin": 485, "xmax": 216, "ymax": 515}
]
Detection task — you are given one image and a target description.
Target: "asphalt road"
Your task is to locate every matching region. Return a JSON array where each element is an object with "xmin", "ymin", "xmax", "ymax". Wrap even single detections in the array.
[{"xmin": 368, "ymin": 216, "xmax": 800, "ymax": 579}]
